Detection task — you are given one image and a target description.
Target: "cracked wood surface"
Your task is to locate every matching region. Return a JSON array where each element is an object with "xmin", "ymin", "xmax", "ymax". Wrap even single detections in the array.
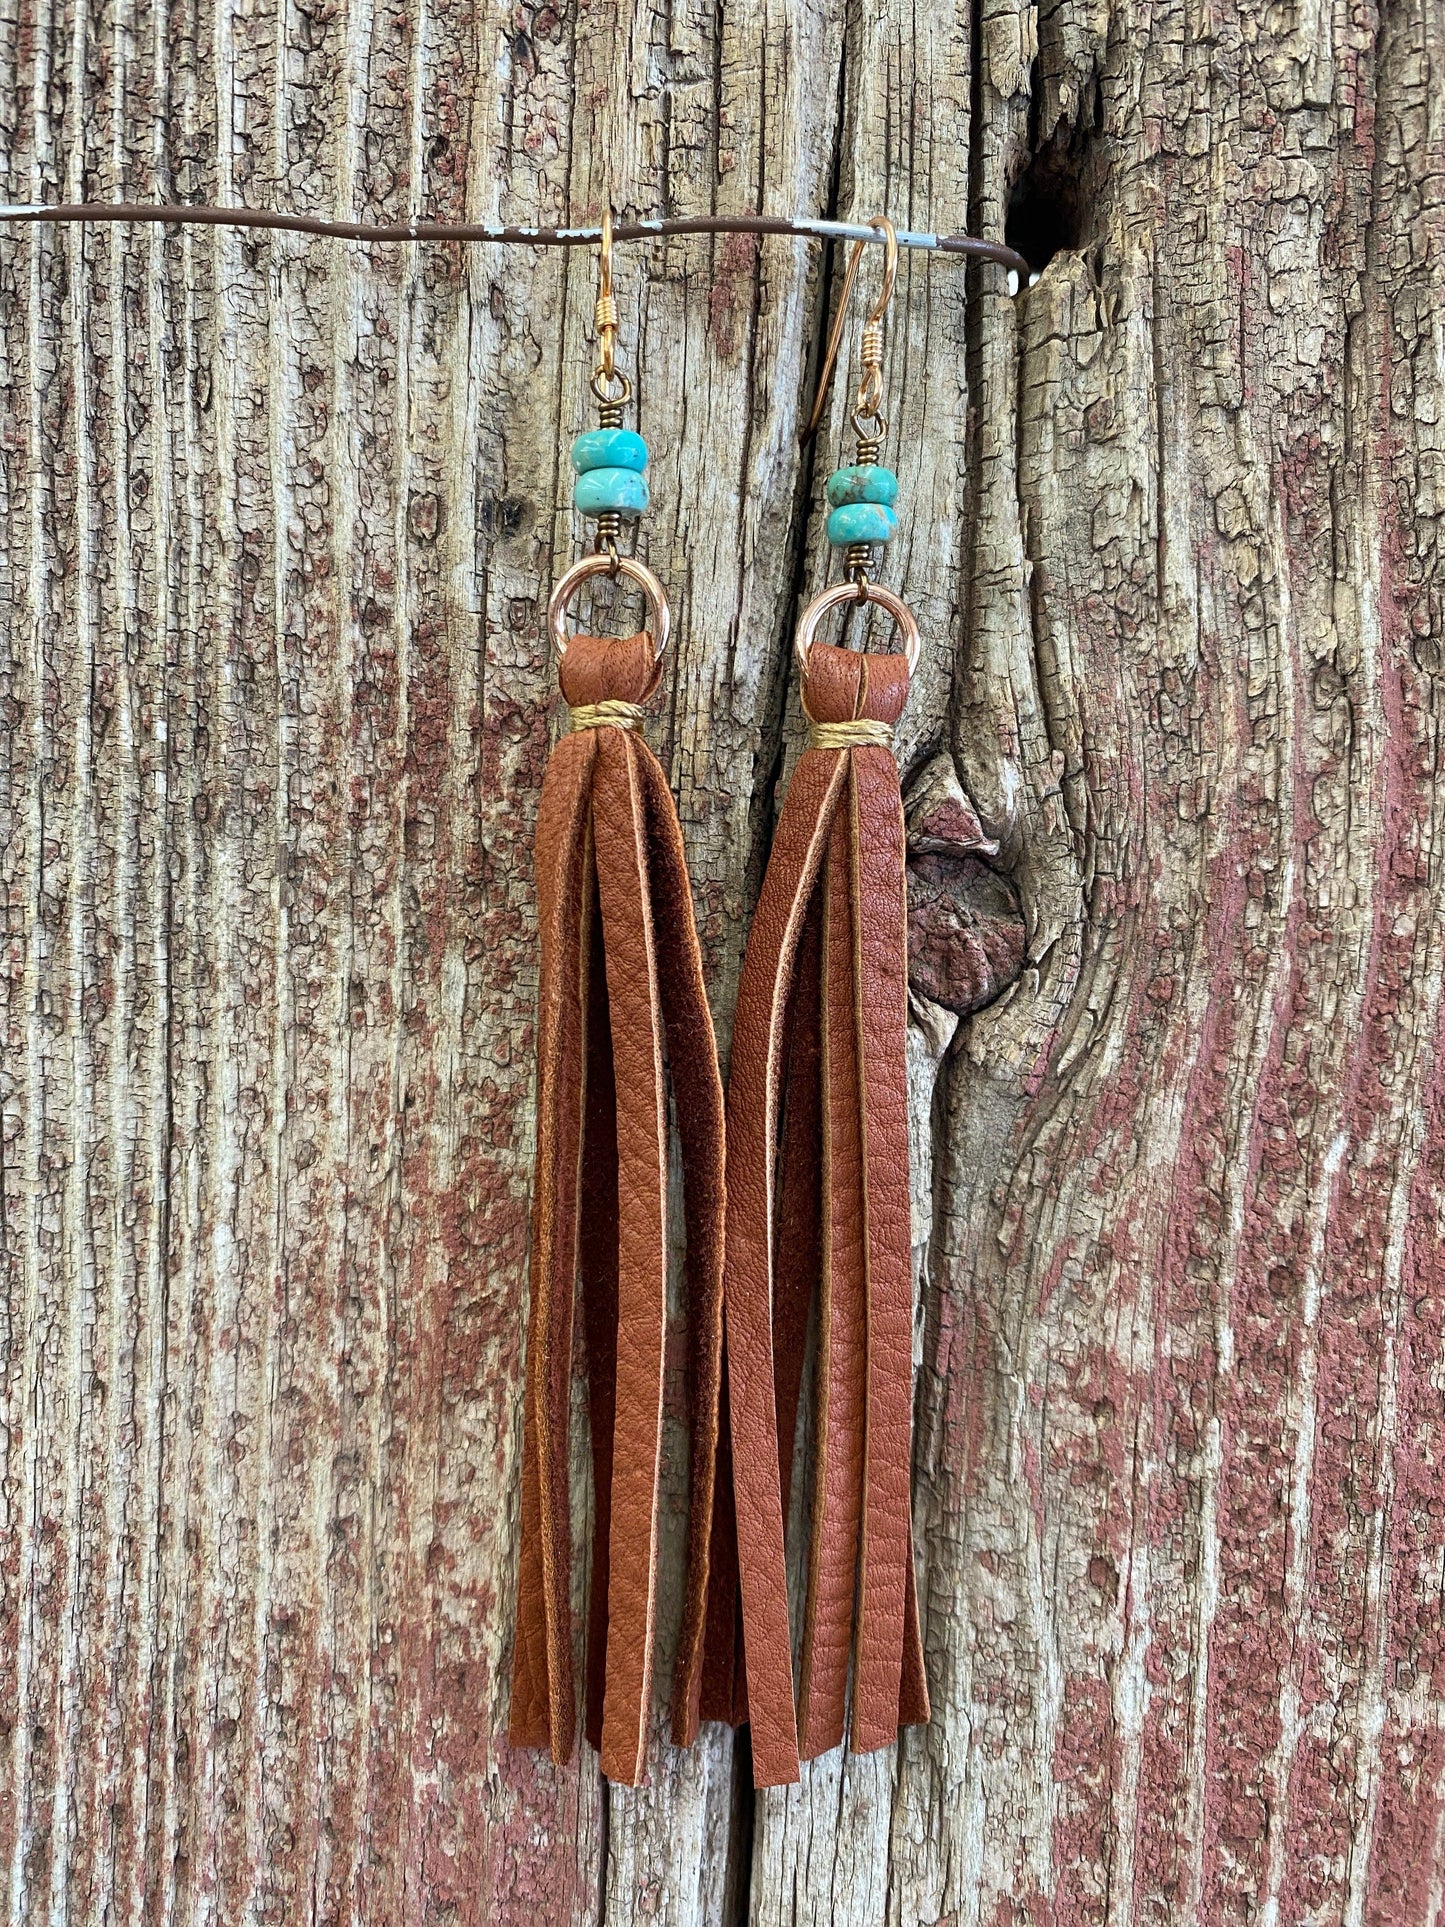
[{"xmin": 2, "ymin": 0, "xmax": 1444, "ymax": 1921}]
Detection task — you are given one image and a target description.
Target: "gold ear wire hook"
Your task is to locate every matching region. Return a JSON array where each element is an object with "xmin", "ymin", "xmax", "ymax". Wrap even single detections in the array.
[
  {"xmin": 589, "ymin": 204, "xmax": 630, "ymax": 574},
  {"xmin": 589, "ymin": 206, "xmax": 630, "ymax": 412},
  {"xmin": 595, "ymin": 204, "xmax": 617, "ymax": 382},
  {"xmin": 799, "ymin": 214, "xmax": 898, "ymax": 445}
]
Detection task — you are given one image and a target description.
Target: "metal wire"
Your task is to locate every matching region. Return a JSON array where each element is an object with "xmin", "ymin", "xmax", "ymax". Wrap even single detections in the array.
[{"xmin": 0, "ymin": 201, "xmax": 1027, "ymax": 274}]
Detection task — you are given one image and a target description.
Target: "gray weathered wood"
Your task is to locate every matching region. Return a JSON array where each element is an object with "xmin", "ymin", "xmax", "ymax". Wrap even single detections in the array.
[{"xmin": 3, "ymin": 0, "xmax": 1444, "ymax": 1920}]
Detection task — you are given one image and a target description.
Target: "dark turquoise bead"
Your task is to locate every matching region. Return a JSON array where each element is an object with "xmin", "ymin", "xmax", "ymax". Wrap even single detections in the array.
[
  {"xmin": 574, "ymin": 466, "xmax": 650, "ymax": 517},
  {"xmin": 571, "ymin": 428, "xmax": 649, "ymax": 475},
  {"xmin": 826, "ymin": 501, "xmax": 897, "ymax": 546},
  {"xmin": 825, "ymin": 464, "xmax": 899, "ymax": 508}
]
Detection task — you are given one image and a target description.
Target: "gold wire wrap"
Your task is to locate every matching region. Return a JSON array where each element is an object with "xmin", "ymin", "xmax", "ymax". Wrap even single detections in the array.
[
  {"xmin": 594, "ymin": 507, "xmax": 623, "ymax": 568},
  {"xmin": 806, "ymin": 717, "xmax": 896, "ymax": 751},
  {"xmin": 595, "ymin": 208, "xmax": 618, "ymax": 381},
  {"xmin": 569, "ymin": 699, "xmax": 646, "ymax": 733}
]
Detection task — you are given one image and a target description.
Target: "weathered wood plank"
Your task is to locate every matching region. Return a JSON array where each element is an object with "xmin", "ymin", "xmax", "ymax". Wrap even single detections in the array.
[
  {"xmin": 879, "ymin": 0, "xmax": 1445, "ymax": 1919},
  {"xmin": 2, "ymin": 0, "xmax": 1444, "ymax": 1921}
]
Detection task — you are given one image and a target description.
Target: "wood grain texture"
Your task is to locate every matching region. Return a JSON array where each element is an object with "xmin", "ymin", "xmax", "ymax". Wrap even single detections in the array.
[{"xmin": 1, "ymin": 0, "xmax": 1443, "ymax": 1920}]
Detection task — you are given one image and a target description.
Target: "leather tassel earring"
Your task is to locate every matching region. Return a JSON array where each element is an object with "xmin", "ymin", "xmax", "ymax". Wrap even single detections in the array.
[
  {"xmin": 510, "ymin": 210, "xmax": 727, "ymax": 1788},
  {"xmin": 703, "ymin": 216, "xmax": 930, "ymax": 1788}
]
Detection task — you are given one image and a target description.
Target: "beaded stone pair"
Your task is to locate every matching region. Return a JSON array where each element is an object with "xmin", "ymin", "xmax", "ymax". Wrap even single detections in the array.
[
  {"xmin": 572, "ymin": 426, "xmax": 649, "ymax": 520},
  {"xmin": 572, "ymin": 411, "xmax": 901, "ymax": 563},
  {"xmin": 559, "ymin": 209, "xmax": 911, "ymax": 646},
  {"xmin": 516, "ymin": 212, "xmax": 925, "ymax": 1789},
  {"xmin": 574, "ymin": 420, "xmax": 899, "ymax": 567}
]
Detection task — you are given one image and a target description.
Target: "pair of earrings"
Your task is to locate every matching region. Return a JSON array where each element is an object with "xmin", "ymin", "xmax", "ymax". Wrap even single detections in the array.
[{"xmin": 510, "ymin": 214, "xmax": 925, "ymax": 1791}]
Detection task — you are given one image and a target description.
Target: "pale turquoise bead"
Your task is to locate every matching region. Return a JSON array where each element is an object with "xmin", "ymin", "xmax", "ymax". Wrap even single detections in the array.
[
  {"xmin": 574, "ymin": 465, "xmax": 650, "ymax": 518},
  {"xmin": 826, "ymin": 501, "xmax": 897, "ymax": 546},
  {"xmin": 571, "ymin": 428, "xmax": 649, "ymax": 474},
  {"xmin": 825, "ymin": 464, "xmax": 899, "ymax": 508}
]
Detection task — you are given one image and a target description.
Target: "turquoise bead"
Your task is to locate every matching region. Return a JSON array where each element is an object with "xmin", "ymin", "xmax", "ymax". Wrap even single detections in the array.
[
  {"xmin": 826, "ymin": 464, "xmax": 899, "ymax": 508},
  {"xmin": 574, "ymin": 465, "xmax": 650, "ymax": 518},
  {"xmin": 826, "ymin": 501, "xmax": 897, "ymax": 546},
  {"xmin": 571, "ymin": 428, "xmax": 649, "ymax": 475}
]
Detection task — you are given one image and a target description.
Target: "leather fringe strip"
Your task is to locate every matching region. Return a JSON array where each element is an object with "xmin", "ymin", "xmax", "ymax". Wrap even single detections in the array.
[
  {"xmin": 511, "ymin": 632, "xmax": 726, "ymax": 1787},
  {"xmin": 702, "ymin": 640, "xmax": 929, "ymax": 1788}
]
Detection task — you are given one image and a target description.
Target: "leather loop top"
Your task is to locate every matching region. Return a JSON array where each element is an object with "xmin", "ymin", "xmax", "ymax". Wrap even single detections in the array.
[
  {"xmin": 558, "ymin": 632, "xmax": 663, "ymax": 709},
  {"xmin": 801, "ymin": 642, "xmax": 910, "ymax": 729}
]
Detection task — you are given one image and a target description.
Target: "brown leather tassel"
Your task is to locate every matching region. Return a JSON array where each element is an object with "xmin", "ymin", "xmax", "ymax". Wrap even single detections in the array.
[
  {"xmin": 705, "ymin": 639, "xmax": 929, "ymax": 1787},
  {"xmin": 511, "ymin": 631, "xmax": 726, "ymax": 1787}
]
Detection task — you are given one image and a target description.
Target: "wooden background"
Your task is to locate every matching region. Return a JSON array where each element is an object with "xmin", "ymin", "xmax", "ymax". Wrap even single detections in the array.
[{"xmin": 3, "ymin": 0, "xmax": 1445, "ymax": 1918}]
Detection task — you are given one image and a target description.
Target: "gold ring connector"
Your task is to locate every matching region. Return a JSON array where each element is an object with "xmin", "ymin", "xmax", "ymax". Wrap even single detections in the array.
[
  {"xmin": 793, "ymin": 577, "xmax": 920, "ymax": 682},
  {"xmin": 549, "ymin": 552, "xmax": 672, "ymax": 661}
]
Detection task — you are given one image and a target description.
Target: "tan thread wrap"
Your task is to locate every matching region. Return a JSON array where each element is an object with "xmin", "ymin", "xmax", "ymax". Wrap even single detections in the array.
[
  {"xmin": 570, "ymin": 699, "xmax": 645, "ymax": 733},
  {"xmin": 806, "ymin": 717, "xmax": 894, "ymax": 752}
]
